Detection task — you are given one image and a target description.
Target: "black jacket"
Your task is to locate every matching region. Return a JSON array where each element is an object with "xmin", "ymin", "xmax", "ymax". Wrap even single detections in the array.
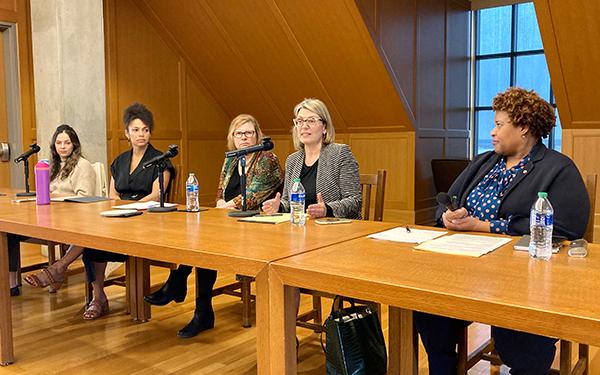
[{"xmin": 437, "ymin": 142, "xmax": 589, "ymax": 240}]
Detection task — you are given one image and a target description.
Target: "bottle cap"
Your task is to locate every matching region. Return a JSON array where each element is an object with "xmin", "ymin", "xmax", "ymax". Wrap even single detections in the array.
[
  {"xmin": 35, "ymin": 160, "xmax": 49, "ymax": 169},
  {"xmin": 293, "ymin": 178, "xmax": 300, "ymax": 182},
  {"xmin": 537, "ymin": 192, "xmax": 547, "ymax": 198}
]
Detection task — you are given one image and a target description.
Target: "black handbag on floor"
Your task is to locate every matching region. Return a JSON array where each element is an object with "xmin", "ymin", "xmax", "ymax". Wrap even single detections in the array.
[{"xmin": 323, "ymin": 296, "xmax": 387, "ymax": 375}]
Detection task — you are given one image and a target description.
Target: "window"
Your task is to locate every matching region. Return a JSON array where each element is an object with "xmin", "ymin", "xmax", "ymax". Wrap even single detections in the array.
[{"xmin": 473, "ymin": 2, "xmax": 561, "ymax": 155}]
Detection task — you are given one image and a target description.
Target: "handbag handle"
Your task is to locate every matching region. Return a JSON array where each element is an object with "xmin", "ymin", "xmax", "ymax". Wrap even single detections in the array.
[{"xmin": 330, "ymin": 295, "xmax": 356, "ymax": 316}]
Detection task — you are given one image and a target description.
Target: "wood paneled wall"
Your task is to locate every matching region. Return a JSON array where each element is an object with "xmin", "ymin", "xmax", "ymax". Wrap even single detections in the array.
[
  {"xmin": 0, "ymin": 0, "xmax": 36, "ymax": 162},
  {"xmin": 535, "ymin": 1, "xmax": 600, "ymax": 240},
  {"xmin": 356, "ymin": 0, "xmax": 471, "ymax": 223},
  {"xmin": 105, "ymin": 0, "xmax": 420, "ymax": 218},
  {"xmin": 104, "ymin": 0, "xmax": 230, "ymax": 204}
]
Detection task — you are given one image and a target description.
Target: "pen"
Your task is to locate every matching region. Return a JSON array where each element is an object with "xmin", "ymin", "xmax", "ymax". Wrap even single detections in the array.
[
  {"xmin": 405, "ymin": 225, "xmax": 411, "ymax": 233},
  {"xmin": 260, "ymin": 213, "xmax": 283, "ymax": 217}
]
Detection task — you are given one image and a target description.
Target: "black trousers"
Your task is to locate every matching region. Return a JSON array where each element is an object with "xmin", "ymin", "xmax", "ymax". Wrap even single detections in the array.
[
  {"xmin": 170, "ymin": 265, "xmax": 217, "ymax": 300},
  {"xmin": 82, "ymin": 249, "xmax": 128, "ymax": 283},
  {"xmin": 7, "ymin": 234, "xmax": 28, "ymax": 272},
  {"xmin": 414, "ymin": 312, "xmax": 557, "ymax": 375}
]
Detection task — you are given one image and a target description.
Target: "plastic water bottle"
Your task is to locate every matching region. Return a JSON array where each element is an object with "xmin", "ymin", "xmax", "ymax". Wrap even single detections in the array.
[
  {"xmin": 186, "ymin": 173, "xmax": 199, "ymax": 212},
  {"xmin": 529, "ymin": 192, "xmax": 553, "ymax": 260},
  {"xmin": 290, "ymin": 178, "xmax": 306, "ymax": 226},
  {"xmin": 35, "ymin": 160, "xmax": 50, "ymax": 205}
]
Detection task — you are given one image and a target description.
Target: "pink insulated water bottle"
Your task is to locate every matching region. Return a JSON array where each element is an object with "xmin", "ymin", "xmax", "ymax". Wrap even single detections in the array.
[{"xmin": 35, "ymin": 160, "xmax": 50, "ymax": 205}]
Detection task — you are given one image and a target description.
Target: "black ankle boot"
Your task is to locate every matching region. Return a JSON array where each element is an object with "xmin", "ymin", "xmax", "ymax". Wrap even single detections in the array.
[
  {"xmin": 144, "ymin": 270, "xmax": 188, "ymax": 306},
  {"xmin": 177, "ymin": 298, "xmax": 215, "ymax": 338}
]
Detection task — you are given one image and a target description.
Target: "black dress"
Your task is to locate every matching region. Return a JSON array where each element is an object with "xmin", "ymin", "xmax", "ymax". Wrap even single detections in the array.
[{"xmin": 83, "ymin": 144, "xmax": 174, "ymax": 282}]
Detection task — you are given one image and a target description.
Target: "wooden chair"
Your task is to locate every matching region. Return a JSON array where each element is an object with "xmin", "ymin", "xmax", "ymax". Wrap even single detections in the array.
[
  {"xmin": 431, "ymin": 158, "xmax": 470, "ymax": 194},
  {"xmin": 456, "ymin": 174, "xmax": 597, "ymax": 375},
  {"xmin": 296, "ymin": 169, "xmax": 387, "ymax": 333}
]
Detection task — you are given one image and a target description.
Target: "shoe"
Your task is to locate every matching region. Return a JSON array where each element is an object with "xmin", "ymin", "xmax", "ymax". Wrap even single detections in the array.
[
  {"xmin": 23, "ymin": 266, "xmax": 65, "ymax": 291},
  {"xmin": 177, "ymin": 302, "xmax": 215, "ymax": 338},
  {"xmin": 83, "ymin": 299, "xmax": 109, "ymax": 320},
  {"xmin": 144, "ymin": 271, "xmax": 187, "ymax": 306},
  {"xmin": 10, "ymin": 286, "xmax": 20, "ymax": 297}
]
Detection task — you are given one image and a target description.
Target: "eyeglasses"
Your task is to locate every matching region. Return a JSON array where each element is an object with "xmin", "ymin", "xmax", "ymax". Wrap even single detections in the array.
[
  {"xmin": 233, "ymin": 130, "xmax": 256, "ymax": 139},
  {"xmin": 293, "ymin": 117, "xmax": 323, "ymax": 127}
]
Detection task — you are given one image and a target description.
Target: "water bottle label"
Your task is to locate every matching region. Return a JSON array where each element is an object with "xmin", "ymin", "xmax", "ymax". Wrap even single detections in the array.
[
  {"xmin": 290, "ymin": 193, "xmax": 305, "ymax": 202},
  {"xmin": 186, "ymin": 184, "xmax": 199, "ymax": 193},
  {"xmin": 532, "ymin": 213, "xmax": 553, "ymax": 226}
]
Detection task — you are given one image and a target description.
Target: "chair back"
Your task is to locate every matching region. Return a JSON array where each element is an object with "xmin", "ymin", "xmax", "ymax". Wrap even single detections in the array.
[
  {"xmin": 431, "ymin": 159, "xmax": 470, "ymax": 193},
  {"xmin": 584, "ymin": 174, "xmax": 597, "ymax": 242},
  {"xmin": 360, "ymin": 169, "xmax": 387, "ymax": 222},
  {"xmin": 92, "ymin": 162, "xmax": 107, "ymax": 197}
]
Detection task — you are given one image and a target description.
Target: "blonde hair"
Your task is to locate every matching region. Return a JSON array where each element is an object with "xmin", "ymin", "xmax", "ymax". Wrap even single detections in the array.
[
  {"xmin": 226, "ymin": 114, "xmax": 264, "ymax": 151},
  {"xmin": 292, "ymin": 98, "xmax": 335, "ymax": 150}
]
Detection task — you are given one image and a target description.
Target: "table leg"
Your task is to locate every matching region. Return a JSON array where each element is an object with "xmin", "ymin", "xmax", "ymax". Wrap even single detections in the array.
[
  {"xmin": 261, "ymin": 267, "xmax": 296, "ymax": 375},
  {"xmin": 389, "ymin": 306, "xmax": 417, "ymax": 375},
  {"xmin": 0, "ymin": 232, "xmax": 14, "ymax": 365},
  {"xmin": 134, "ymin": 257, "xmax": 150, "ymax": 322},
  {"xmin": 127, "ymin": 257, "xmax": 150, "ymax": 322}
]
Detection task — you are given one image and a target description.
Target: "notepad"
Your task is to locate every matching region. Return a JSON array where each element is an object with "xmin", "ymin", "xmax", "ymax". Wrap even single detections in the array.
[
  {"xmin": 368, "ymin": 227, "xmax": 446, "ymax": 244},
  {"xmin": 113, "ymin": 201, "xmax": 177, "ymax": 210},
  {"xmin": 414, "ymin": 234, "xmax": 511, "ymax": 257},
  {"xmin": 238, "ymin": 213, "xmax": 291, "ymax": 224},
  {"xmin": 100, "ymin": 209, "xmax": 143, "ymax": 217},
  {"xmin": 51, "ymin": 196, "xmax": 110, "ymax": 203}
]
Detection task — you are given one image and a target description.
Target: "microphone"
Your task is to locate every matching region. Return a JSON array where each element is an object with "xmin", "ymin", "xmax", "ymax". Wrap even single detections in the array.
[
  {"xmin": 14, "ymin": 143, "xmax": 41, "ymax": 163},
  {"xmin": 142, "ymin": 144, "xmax": 178, "ymax": 169},
  {"xmin": 225, "ymin": 137, "xmax": 274, "ymax": 158},
  {"xmin": 436, "ymin": 192, "xmax": 459, "ymax": 211}
]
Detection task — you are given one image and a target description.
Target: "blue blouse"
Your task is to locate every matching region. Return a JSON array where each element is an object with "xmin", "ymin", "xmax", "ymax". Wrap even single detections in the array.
[{"xmin": 465, "ymin": 155, "xmax": 530, "ymax": 233}]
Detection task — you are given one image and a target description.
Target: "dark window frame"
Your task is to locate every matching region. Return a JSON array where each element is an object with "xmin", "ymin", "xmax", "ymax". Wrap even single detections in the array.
[{"xmin": 473, "ymin": 3, "xmax": 559, "ymax": 155}]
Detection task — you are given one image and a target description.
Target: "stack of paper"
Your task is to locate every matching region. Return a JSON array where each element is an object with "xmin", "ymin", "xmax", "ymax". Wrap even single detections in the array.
[
  {"xmin": 238, "ymin": 213, "xmax": 291, "ymax": 224},
  {"xmin": 113, "ymin": 201, "xmax": 177, "ymax": 210},
  {"xmin": 368, "ymin": 227, "xmax": 446, "ymax": 244},
  {"xmin": 414, "ymin": 234, "xmax": 511, "ymax": 257}
]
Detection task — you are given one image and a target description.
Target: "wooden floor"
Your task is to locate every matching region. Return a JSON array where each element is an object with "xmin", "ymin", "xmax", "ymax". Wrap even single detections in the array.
[{"xmin": 5, "ymin": 246, "xmax": 600, "ymax": 374}]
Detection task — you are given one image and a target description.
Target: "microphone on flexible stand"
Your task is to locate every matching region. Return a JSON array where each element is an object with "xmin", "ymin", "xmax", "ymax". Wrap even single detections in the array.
[
  {"xmin": 14, "ymin": 143, "xmax": 41, "ymax": 197},
  {"xmin": 225, "ymin": 137, "xmax": 274, "ymax": 158},
  {"xmin": 436, "ymin": 192, "xmax": 459, "ymax": 211},
  {"xmin": 143, "ymin": 145, "xmax": 178, "ymax": 169},
  {"xmin": 226, "ymin": 137, "xmax": 274, "ymax": 218},
  {"xmin": 146, "ymin": 145, "xmax": 178, "ymax": 213}
]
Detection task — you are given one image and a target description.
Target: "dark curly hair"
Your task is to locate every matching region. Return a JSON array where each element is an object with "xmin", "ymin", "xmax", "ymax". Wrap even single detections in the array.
[
  {"xmin": 123, "ymin": 103, "xmax": 154, "ymax": 131},
  {"xmin": 50, "ymin": 124, "xmax": 82, "ymax": 181},
  {"xmin": 492, "ymin": 87, "xmax": 555, "ymax": 139}
]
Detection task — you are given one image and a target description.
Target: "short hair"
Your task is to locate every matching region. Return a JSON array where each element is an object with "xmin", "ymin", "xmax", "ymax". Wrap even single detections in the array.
[
  {"xmin": 492, "ymin": 87, "xmax": 555, "ymax": 139},
  {"xmin": 123, "ymin": 103, "xmax": 154, "ymax": 132},
  {"xmin": 291, "ymin": 98, "xmax": 335, "ymax": 150},
  {"xmin": 226, "ymin": 114, "xmax": 264, "ymax": 151}
]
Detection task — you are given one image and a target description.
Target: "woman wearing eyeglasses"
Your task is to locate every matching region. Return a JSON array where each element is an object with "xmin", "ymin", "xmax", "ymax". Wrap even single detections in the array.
[
  {"xmin": 262, "ymin": 98, "xmax": 361, "ymax": 219},
  {"xmin": 144, "ymin": 114, "xmax": 282, "ymax": 338}
]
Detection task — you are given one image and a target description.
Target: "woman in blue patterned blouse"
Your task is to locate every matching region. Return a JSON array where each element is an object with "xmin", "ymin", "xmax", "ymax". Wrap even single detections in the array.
[{"xmin": 416, "ymin": 87, "xmax": 590, "ymax": 374}]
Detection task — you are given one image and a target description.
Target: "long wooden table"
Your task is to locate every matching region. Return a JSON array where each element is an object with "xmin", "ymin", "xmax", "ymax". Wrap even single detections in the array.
[
  {"xmin": 268, "ymin": 232, "xmax": 600, "ymax": 374},
  {"xmin": 0, "ymin": 193, "xmax": 396, "ymax": 372}
]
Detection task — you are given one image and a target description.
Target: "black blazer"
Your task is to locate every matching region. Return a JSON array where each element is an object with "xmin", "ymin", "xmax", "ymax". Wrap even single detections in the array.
[{"xmin": 438, "ymin": 142, "xmax": 589, "ymax": 240}]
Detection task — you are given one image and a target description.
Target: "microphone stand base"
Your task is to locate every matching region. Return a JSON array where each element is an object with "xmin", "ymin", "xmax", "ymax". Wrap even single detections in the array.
[
  {"xmin": 148, "ymin": 206, "xmax": 177, "ymax": 213},
  {"xmin": 228, "ymin": 210, "xmax": 259, "ymax": 217},
  {"xmin": 16, "ymin": 192, "xmax": 36, "ymax": 197}
]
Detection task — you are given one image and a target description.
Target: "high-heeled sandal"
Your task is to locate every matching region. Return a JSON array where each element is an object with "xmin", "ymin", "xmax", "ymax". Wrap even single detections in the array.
[
  {"xmin": 83, "ymin": 299, "xmax": 109, "ymax": 320},
  {"xmin": 23, "ymin": 267, "xmax": 64, "ymax": 291}
]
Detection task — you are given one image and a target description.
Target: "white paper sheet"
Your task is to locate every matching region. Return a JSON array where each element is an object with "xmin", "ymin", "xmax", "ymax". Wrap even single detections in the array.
[
  {"xmin": 113, "ymin": 201, "xmax": 177, "ymax": 210},
  {"xmin": 414, "ymin": 234, "xmax": 511, "ymax": 257},
  {"xmin": 368, "ymin": 227, "xmax": 447, "ymax": 244}
]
